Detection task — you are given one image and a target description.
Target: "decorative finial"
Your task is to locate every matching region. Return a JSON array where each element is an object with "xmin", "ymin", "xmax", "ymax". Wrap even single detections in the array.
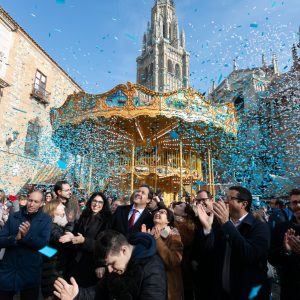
[
  {"xmin": 262, "ymin": 54, "xmax": 267, "ymax": 68},
  {"xmin": 233, "ymin": 59, "xmax": 237, "ymax": 71}
]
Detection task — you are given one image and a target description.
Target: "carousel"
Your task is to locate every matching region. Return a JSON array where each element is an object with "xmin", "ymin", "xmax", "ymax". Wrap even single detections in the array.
[{"xmin": 50, "ymin": 82, "xmax": 237, "ymax": 204}]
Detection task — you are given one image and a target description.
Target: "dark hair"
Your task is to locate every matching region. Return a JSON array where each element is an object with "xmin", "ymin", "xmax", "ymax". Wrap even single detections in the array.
[
  {"xmin": 174, "ymin": 201, "xmax": 196, "ymax": 220},
  {"xmin": 94, "ymin": 230, "xmax": 129, "ymax": 266},
  {"xmin": 290, "ymin": 189, "xmax": 300, "ymax": 197},
  {"xmin": 197, "ymin": 189, "xmax": 212, "ymax": 199},
  {"xmin": 275, "ymin": 199, "xmax": 284, "ymax": 209},
  {"xmin": 82, "ymin": 192, "xmax": 111, "ymax": 217},
  {"xmin": 54, "ymin": 180, "xmax": 70, "ymax": 196},
  {"xmin": 229, "ymin": 186, "xmax": 252, "ymax": 212},
  {"xmin": 166, "ymin": 208, "xmax": 175, "ymax": 227},
  {"xmin": 139, "ymin": 184, "xmax": 154, "ymax": 200}
]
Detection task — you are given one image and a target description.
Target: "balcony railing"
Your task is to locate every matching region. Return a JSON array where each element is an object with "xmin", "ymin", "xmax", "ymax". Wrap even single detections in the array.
[{"xmin": 31, "ymin": 83, "xmax": 50, "ymax": 105}]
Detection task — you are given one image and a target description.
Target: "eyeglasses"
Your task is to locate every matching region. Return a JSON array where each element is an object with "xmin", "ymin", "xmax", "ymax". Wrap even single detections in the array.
[
  {"xmin": 225, "ymin": 196, "xmax": 244, "ymax": 202},
  {"xmin": 290, "ymin": 200, "xmax": 300, "ymax": 206},
  {"xmin": 92, "ymin": 200, "xmax": 104, "ymax": 205}
]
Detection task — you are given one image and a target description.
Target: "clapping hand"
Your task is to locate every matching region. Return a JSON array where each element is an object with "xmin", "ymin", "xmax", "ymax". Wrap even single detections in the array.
[
  {"xmin": 59, "ymin": 232, "xmax": 74, "ymax": 243},
  {"xmin": 284, "ymin": 228, "xmax": 300, "ymax": 254},
  {"xmin": 71, "ymin": 233, "xmax": 85, "ymax": 244},
  {"xmin": 197, "ymin": 203, "xmax": 214, "ymax": 231},
  {"xmin": 54, "ymin": 277, "xmax": 79, "ymax": 300},
  {"xmin": 213, "ymin": 201, "xmax": 229, "ymax": 225},
  {"xmin": 16, "ymin": 221, "xmax": 30, "ymax": 240}
]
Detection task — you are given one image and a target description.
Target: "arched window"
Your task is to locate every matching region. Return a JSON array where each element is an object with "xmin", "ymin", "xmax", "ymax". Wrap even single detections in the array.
[
  {"xmin": 167, "ymin": 60, "xmax": 173, "ymax": 74},
  {"xmin": 234, "ymin": 96, "xmax": 244, "ymax": 112},
  {"xmin": 175, "ymin": 64, "xmax": 181, "ymax": 79},
  {"xmin": 163, "ymin": 24, "xmax": 167, "ymax": 38},
  {"xmin": 234, "ymin": 96, "xmax": 245, "ymax": 122},
  {"xmin": 141, "ymin": 67, "xmax": 148, "ymax": 82},
  {"xmin": 149, "ymin": 63, "xmax": 154, "ymax": 79},
  {"xmin": 24, "ymin": 118, "xmax": 41, "ymax": 157}
]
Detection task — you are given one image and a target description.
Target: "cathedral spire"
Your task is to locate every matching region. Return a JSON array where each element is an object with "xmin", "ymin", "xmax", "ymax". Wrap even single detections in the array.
[{"xmin": 136, "ymin": 0, "xmax": 190, "ymax": 92}]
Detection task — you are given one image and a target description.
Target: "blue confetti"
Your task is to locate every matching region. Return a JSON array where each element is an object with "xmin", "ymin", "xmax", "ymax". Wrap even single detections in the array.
[
  {"xmin": 218, "ymin": 74, "xmax": 223, "ymax": 83},
  {"xmin": 39, "ymin": 246, "xmax": 57, "ymax": 258},
  {"xmin": 250, "ymin": 23, "xmax": 258, "ymax": 28},
  {"xmin": 57, "ymin": 160, "xmax": 67, "ymax": 169},
  {"xmin": 248, "ymin": 285, "xmax": 262, "ymax": 299}
]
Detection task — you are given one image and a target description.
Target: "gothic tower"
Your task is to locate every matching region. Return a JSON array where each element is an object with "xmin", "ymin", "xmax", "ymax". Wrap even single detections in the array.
[{"xmin": 136, "ymin": 0, "xmax": 190, "ymax": 92}]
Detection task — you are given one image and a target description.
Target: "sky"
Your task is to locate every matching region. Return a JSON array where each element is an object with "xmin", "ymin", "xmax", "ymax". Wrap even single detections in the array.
[{"xmin": 1, "ymin": 0, "xmax": 300, "ymax": 95}]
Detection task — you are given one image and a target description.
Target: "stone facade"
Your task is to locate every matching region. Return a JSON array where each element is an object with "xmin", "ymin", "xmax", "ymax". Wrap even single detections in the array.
[
  {"xmin": 210, "ymin": 28, "xmax": 300, "ymax": 196},
  {"xmin": 136, "ymin": 0, "xmax": 190, "ymax": 92},
  {"xmin": 0, "ymin": 7, "xmax": 82, "ymax": 194}
]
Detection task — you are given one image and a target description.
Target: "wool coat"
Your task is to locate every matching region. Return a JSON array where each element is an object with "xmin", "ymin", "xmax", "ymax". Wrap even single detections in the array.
[
  {"xmin": 0, "ymin": 208, "xmax": 51, "ymax": 292},
  {"xmin": 67, "ymin": 210, "xmax": 112, "ymax": 287}
]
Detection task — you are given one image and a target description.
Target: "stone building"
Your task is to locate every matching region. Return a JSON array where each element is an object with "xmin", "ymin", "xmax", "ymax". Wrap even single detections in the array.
[
  {"xmin": 136, "ymin": 0, "xmax": 190, "ymax": 92},
  {"xmin": 0, "ymin": 7, "xmax": 82, "ymax": 194},
  {"xmin": 210, "ymin": 28, "xmax": 300, "ymax": 196}
]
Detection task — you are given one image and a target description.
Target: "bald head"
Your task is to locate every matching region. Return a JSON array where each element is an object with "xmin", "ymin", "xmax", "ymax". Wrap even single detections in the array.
[{"xmin": 27, "ymin": 190, "xmax": 44, "ymax": 214}]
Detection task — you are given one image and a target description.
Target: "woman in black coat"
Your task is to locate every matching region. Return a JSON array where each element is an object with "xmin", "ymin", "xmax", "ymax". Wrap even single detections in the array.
[{"xmin": 60, "ymin": 192, "xmax": 112, "ymax": 287}]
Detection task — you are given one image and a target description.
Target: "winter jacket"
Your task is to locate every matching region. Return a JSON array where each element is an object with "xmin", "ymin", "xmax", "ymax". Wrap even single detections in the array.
[
  {"xmin": 76, "ymin": 232, "xmax": 167, "ymax": 300},
  {"xmin": 0, "ymin": 207, "xmax": 51, "ymax": 291}
]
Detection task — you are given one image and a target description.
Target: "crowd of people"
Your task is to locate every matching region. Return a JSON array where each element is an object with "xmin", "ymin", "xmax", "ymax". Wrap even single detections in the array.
[{"xmin": 0, "ymin": 181, "xmax": 299, "ymax": 300}]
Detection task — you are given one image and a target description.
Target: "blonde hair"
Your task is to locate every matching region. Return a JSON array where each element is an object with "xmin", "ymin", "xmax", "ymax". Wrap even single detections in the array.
[{"xmin": 43, "ymin": 199, "xmax": 61, "ymax": 218}]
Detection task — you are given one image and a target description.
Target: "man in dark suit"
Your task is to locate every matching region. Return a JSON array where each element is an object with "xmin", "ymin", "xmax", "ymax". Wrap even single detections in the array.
[
  {"xmin": 111, "ymin": 184, "xmax": 154, "ymax": 236},
  {"xmin": 269, "ymin": 188, "xmax": 300, "ymax": 300},
  {"xmin": 196, "ymin": 186, "xmax": 270, "ymax": 300}
]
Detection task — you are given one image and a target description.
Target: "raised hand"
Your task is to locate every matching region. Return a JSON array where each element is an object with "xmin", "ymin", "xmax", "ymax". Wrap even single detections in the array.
[
  {"xmin": 213, "ymin": 201, "xmax": 229, "ymax": 225},
  {"xmin": 141, "ymin": 224, "xmax": 147, "ymax": 233},
  {"xmin": 16, "ymin": 221, "xmax": 31, "ymax": 240},
  {"xmin": 95, "ymin": 267, "xmax": 106, "ymax": 279},
  {"xmin": 197, "ymin": 203, "xmax": 214, "ymax": 231},
  {"xmin": 54, "ymin": 277, "xmax": 79, "ymax": 300},
  {"xmin": 152, "ymin": 225, "xmax": 161, "ymax": 240},
  {"xmin": 283, "ymin": 228, "xmax": 295, "ymax": 251},
  {"xmin": 287, "ymin": 232, "xmax": 300, "ymax": 254}
]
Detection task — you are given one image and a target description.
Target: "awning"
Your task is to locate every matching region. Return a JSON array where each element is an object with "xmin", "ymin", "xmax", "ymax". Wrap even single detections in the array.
[{"xmin": 30, "ymin": 165, "xmax": 65, "ymax": 184}]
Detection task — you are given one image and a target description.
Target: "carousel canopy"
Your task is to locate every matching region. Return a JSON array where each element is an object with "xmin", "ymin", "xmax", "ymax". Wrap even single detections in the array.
[{"xmin": 50, "ymin": 82, "xmax": 237, "ymax": 153}]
